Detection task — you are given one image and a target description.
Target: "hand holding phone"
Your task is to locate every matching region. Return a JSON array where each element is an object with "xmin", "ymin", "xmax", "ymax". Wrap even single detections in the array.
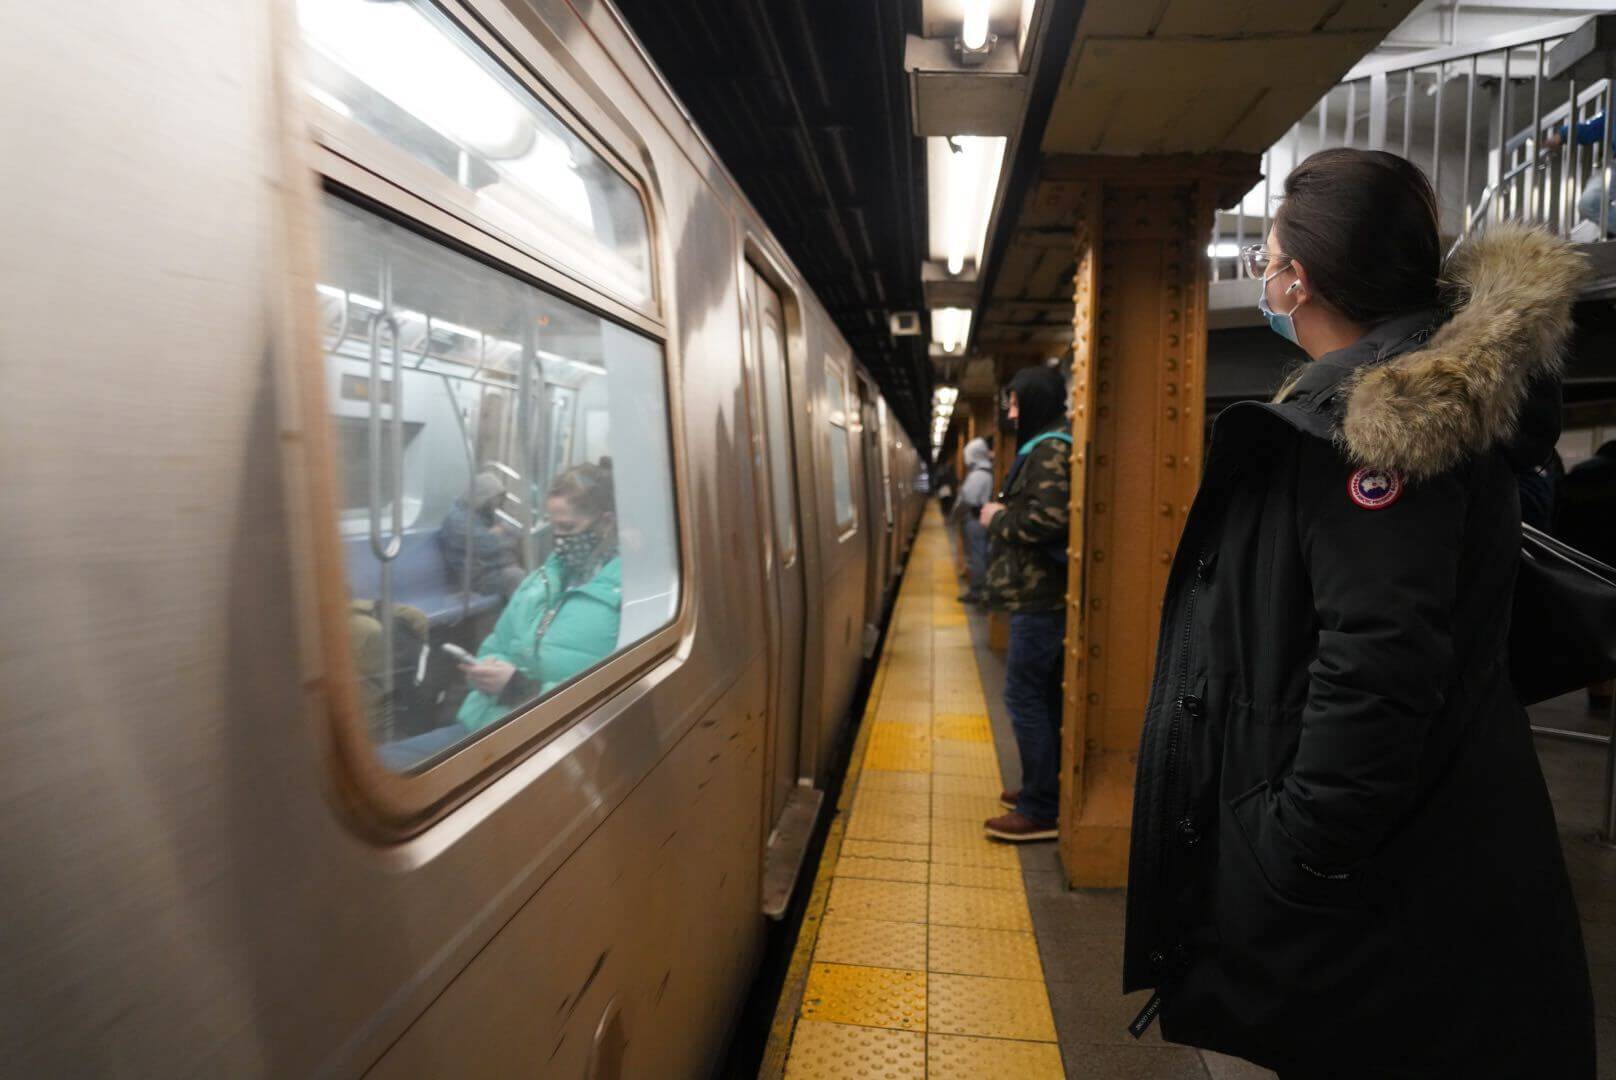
[{"xmin": 440, "ymin": 642, "xmax": 476, "ymax": 665}]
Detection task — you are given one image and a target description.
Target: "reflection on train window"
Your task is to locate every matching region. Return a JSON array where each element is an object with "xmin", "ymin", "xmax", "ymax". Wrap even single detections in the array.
[
  {"xmin": 825, "ymin": 364, "xmax": 857, "ymax": 531},
  {"xmin": 298, "ymin": 0, "xmax": 652, "ymax": 305},
  {"xmin": 318, "ymin": 194, "xmax": 679, "ymax": 772}
]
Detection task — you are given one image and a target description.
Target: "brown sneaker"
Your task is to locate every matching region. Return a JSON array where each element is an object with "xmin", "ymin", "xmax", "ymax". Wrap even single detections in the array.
[
  {"xmin": 1000, "ymin": 789, "xmax": 1020, "ymax": 811},
  {"xmin": 984, "ymin": 811, "xmax": 1057, "ymax": 842}
]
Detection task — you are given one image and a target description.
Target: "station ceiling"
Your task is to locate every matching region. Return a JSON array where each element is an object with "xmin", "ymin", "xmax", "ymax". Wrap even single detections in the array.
[
  {"xmin": 614, "ymin": 0, "xmax": 933, "ymax": 444},
  {"xmin": 978, "ymin": 0, "xmax": 1423, "ymax": 352}
]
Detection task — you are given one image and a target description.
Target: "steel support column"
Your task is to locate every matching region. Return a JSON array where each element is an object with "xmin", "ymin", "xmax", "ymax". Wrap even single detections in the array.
[{"xmin": 1051, "ymin": 154, "xmax": 1258, "ymax": 887}]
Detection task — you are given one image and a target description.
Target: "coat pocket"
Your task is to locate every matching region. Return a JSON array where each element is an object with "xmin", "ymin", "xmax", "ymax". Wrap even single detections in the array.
[{"xmin": 1227, "ymin": 781, "xmax": 1367, "ymax": 910}]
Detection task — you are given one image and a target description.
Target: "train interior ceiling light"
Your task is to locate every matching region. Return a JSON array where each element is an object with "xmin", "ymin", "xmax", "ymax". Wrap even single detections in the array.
[{"xmin": 299, "ymin": 0, "xmax": 652, "ymax": 305}]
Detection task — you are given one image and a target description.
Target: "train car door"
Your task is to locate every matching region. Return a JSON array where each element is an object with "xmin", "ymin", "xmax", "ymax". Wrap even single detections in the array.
[
  {"xmin": 744, "ymin": 265, "xmax": 816, "ymax": 915},
  {"xmin": 856, "ymin": 374, "xmax": 891, "ymax": 655}
]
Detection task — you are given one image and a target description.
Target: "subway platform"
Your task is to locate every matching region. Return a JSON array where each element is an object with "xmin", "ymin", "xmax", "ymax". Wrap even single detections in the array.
[{"xmin": 760, "ymin": 506, "xmax": 1616, "ymax": 1079}]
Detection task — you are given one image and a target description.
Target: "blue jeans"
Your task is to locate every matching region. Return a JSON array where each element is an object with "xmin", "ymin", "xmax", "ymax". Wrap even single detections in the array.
[
  {"xmin": 1579, "ymin": 173, "xmax": 1616, "ymax": 233},
  {"xmin": 1005, "ymin": 609, "xmax": 1066, "ymax": 823}
]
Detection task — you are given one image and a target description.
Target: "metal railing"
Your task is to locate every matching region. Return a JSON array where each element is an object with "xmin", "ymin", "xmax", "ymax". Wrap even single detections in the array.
[{"xmin": 1209, "ymin": 14, "xmax": 1614, "ymax": 282}]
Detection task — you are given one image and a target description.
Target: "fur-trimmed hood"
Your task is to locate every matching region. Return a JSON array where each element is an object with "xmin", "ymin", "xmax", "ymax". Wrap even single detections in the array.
[{"xmin": 1336, "ymin": 224, "xmax": 1586, "ymax": 480}]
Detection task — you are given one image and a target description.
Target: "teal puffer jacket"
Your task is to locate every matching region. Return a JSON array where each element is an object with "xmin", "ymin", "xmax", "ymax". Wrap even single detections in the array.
[{"xmin": 455, "ymin": 553, "xmax": 622, "ymax": 732}]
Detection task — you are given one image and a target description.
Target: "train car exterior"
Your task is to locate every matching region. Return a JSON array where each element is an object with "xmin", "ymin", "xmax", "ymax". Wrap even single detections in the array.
[{"xmin": 0, "ymin": 1, "xmax": 923, "ymax": 1076}]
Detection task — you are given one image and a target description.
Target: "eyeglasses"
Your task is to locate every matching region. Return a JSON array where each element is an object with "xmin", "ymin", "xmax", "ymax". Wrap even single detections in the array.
[{"xmin": 1240, "ymin": 244, "xmax": 1293, "ymax": 279}]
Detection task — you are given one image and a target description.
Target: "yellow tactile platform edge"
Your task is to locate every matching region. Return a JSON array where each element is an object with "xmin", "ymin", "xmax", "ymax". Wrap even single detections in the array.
[{"xmin": 764, "ymin": 507, "xmax": 1065, "ymax": 1080}]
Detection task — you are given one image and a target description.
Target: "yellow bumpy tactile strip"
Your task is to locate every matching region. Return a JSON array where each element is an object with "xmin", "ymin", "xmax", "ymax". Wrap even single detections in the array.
[{"xmin": 773, "ymin": 507, "xmax": 1065, "ymax": 1079}]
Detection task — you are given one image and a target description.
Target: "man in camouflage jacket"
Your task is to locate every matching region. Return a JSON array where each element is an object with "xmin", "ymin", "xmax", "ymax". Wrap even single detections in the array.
[{"xmin": 979, "ymin": 365, "xmax": 1072, "ymax": 842}]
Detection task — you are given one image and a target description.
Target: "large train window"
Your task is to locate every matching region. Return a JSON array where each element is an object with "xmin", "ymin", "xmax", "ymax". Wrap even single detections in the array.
[
  {"xmin": 825, "ymin": 362, "xmax": 857, "ymax": 532},
  {"xmin": 299, "ymin": 0, "xmax": 652, "ymax": 307},
  {"xmin": 317, "ymin": 194, "xmax": 679, "ymax": 773}
]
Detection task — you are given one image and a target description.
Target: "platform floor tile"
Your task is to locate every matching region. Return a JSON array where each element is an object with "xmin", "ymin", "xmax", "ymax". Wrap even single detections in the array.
[
  {"xmin": 788, "ymin": 1021, "xmax": 930, "ymax": 1080},
  {"xmin": 931, "ymin": 772, "xmax": 1001, "ymax": 798},
  {"xmin": 857, "ymin": 769, "xmax": 932, "ymax": 795},
  {"xmin": 930, "ymin": 836, "xmax": 1022, "ymax": 870},
  {"xmin": 929, "ymin": 883, "xmax": 1034, "ymax": 932},
  {"xmin": 932, "ymin": 714, "xmax": 992, "ymax": 743},
  {"xmin": 926, "ymin": 971, "xmax": 1058, "ymax": 1041},
  {"xmin": 929, "ymin": 862, "xmax": 1021, "ymax": 890},
  {"xmin": 928, "ymin": 924, "xmax": 1044, "ymax": 980},
  {"xmin": 826, "ymin": 877, "xmax": 929, "ymax": 923},
  {"xmin": 835, "ymin": 855, "xmax": 930, "ymax": 884},
  {"xmin": 863, "ymin": 740, "xmax": 933, "ymax": 773},
  {"xmin": 844, "ymin": 808, "xmax": 930, "ymax": 845},
  {"xmin": 930, "ymin": 791, "xmax": 1001, "ymax": 822},
  {"xmin": 784, "ymin": 1021, "xmax": 926, "ymax": 1080},
  {"xmin": 770, "ymin": 509, "xmax": 1063, "ymax": 1078},
  {"xmin": 814, "ymin": 915, "xmax": 928, "ymax": 970},
  {"xmin": 800, "ymin": 963, "xmax": 927, "ymax": 1032},
  {"xmin": 851, "ymin": 789, "xmax": 931, "ymax": 820},
  {"xmin": 840, "ymin": 838, "xmax": 930, "ymax": 863},
  {"xmin": 925, "ymin": 1034, "xmax": 1064, "ymax": 1079}
]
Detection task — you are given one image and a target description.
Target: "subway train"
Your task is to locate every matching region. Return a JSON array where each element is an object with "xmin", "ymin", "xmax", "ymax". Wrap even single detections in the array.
[{"xmin": 0, "ymin": 1, "xmax": 925, "ymax": 1075}]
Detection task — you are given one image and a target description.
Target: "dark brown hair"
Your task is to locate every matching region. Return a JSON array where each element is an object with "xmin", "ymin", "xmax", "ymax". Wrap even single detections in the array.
[
  {"xmin": 1275, "ymin": 148, "xmax": 1441, "ymax": 324},
  {"xmin": 548, "ymin": 461, "xmax": 615, "ymax": 519}
]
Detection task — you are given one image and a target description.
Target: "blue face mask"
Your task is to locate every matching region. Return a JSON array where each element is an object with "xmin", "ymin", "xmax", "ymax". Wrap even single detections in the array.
[{"xmin": 1258, "ymin": 270, "xmax": 1303, "ymax": 345}]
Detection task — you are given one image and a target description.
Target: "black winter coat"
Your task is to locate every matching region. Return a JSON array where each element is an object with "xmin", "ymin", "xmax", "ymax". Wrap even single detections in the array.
[{"xmin": 1124, "ymin": 226, "xmax": 1595, "ymax": 1078}]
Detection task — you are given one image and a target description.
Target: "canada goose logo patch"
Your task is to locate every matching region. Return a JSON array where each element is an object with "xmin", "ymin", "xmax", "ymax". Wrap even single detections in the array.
[{"xmin": 1348, "ymin": 466, "xmax": 1403, "ymax": 509}]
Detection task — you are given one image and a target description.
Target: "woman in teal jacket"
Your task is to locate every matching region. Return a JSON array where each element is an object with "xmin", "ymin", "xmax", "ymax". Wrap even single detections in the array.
[
  {"xmin": 375, "ymin": 463, "xmax": 621, "ymax": 770},
  {"xmin": 456, "ymin": 462, "xmax": 621, "ymax": 730}
]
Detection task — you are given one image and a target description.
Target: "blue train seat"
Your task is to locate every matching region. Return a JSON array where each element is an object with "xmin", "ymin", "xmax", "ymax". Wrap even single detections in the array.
[{"xmin": 343, "ymin": 532, "xmax": 504, "ymax": 630}]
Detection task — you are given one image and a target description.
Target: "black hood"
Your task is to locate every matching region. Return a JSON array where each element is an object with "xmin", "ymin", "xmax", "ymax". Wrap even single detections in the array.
[{"xmin": 1008, "ymin": 365, "xmax": 1067, "ymax": 448}]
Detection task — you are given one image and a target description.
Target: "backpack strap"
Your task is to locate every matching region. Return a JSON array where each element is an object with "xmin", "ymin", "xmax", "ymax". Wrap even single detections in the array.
[{"xmin": 1016, "ymin": 430, "xmax": 1073, "ymax": 456}]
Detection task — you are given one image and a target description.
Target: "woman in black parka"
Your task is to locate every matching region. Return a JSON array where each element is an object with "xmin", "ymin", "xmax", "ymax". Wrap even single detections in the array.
[{"xmin": 1123, "ymin": 148, "xmax": 1595, "ymax": 1078}]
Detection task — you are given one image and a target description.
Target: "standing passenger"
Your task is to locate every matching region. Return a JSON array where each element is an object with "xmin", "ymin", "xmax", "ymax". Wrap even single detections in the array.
[
  {"xmin": 953, "ymin": 436, "xmax": 995, "ymax": 604},
  {"xmin": 1124, "ymin": 149, "xmax": 1594, "ymax": 1077},
  {"xmin": 979, "ymin": 365, "xmax": 1071, "ymax": 842}
]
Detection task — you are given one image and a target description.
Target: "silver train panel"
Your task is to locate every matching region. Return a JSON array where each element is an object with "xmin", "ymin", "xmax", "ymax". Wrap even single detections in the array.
[{"xmin": 0, "ymin": 0, "xmax": 925, "ymax": 1075}]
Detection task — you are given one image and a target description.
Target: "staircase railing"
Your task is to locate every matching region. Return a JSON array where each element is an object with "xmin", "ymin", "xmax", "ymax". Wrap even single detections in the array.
[{"xmin": 1209, "ymin": 14, "xmax": 1612, "ymax": 283}]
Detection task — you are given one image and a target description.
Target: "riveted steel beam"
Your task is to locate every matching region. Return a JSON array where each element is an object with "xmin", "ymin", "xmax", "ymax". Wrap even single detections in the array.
[{"xmin": 1056, "ymin": 153, "xmax": 1259, "ymax": 888}]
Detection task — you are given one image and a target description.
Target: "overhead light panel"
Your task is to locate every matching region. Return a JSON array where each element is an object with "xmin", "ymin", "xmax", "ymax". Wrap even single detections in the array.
[
  {"xmin": 932, "ymin": 307, "xmax": 973, "ymax": 354},
  {"xmin": 928, "ymin": 136, "xmax": 1006, "ymax": 279},
  {"xmin": 962, "ymin": 0, "xmax": 991, "ymax": 51}
]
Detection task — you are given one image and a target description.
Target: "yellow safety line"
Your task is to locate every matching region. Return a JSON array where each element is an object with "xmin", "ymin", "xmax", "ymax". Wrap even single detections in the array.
[
  {"xmin": 763, "ymin": 507, "xmax": 1064, "ymax": 1079},
  {"xmin": 758, "ymin": 563, "xmax": 898, "ymax": 1077}
]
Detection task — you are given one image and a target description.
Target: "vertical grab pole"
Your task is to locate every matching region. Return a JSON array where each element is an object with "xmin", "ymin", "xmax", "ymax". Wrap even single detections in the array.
[
  {"xmin": 1602, "ymin": 81, "xmax": 1613, "ymax": 239},
  {"xmin": 1498, "ymin": 47, "xmax": 1510, "ymax": 224},
  {"xmin": 1433, "ymin": 64, "xmax": 1446, "ymax": 226},
  {"xmin": 1566, "ymin": 77, "xmax": 1579, "ymax": 237},
  {"xmin": 1234, "ymin": 195, "xmax": 1245, "ymax": 278},
  {"xmin": 1532, "ymin": 40, "xmax": 1544, "ymax": 225},
  {"xmin": 1345, "ymin": 81, "xmax": 1358, "ymax": 148},
  {"xmin": 1261, "ymin": 146, "xmax": 1272, "ymax": 252},
  {"xmin": 1602, "ymin": 689, "xmax": 1616, "ymax": 846},
  {"xmin": 1403, "ymin": 68, "xmax": 1414, "ymax": 160},
  {"xmin": 1463, "ymin": 54, "xmax": 1477, "ymax": 236},
  {"xmin": 368, "ymin": 260, "xmax": 405, "ymax": 732}
]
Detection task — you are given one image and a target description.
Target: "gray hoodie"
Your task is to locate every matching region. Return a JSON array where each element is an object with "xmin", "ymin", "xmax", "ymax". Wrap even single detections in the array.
[{"xmin": 957, "ymin": 437, "xmax": 994, "ymax": 512}]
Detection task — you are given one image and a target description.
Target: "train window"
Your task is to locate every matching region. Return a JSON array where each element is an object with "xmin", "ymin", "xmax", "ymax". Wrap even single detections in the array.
[
  {"xmin": 317, "ymin": 194, "xmax": 679, "ymax": 773},
  {"xmin": 825, "ymin": 363, "xmax": 857, "ymax": 531},
  {"xmin": 298, "ymin": 0, "xmax": 653, "ymax": 306},
  {"xmin": 758, "ymin": 320, "xmax": 797, "ymax": 565}
]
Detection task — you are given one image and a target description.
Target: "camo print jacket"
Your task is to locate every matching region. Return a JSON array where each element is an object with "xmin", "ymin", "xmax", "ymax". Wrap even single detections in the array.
[{"xmin": 982, "ymin": 434, "xmax": 1072, "ymax": 612}]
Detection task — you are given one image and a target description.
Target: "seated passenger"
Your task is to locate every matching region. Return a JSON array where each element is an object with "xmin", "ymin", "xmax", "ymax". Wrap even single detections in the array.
[
  {"xmin": 437, "ymin": 471, "xmax": 525, "ymax": 599},
  {"xmin": 454, "ymin": 461, "xmax": 622, "ymax": 732},
  {"xmin": 348, "ymin": 598, "xmax": 430, "ymax": 739}
]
